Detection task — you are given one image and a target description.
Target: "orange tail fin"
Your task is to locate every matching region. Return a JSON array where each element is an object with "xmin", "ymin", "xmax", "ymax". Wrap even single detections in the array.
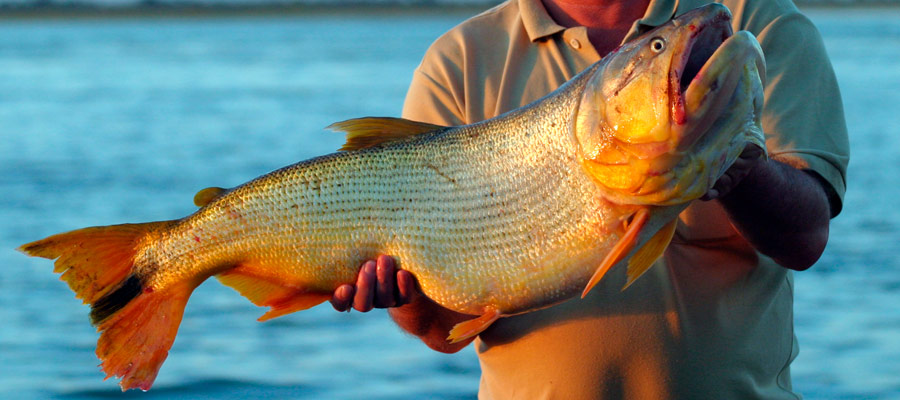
[{"xmin": 18, "ymin": 221, "xmax": 194, "ymax": 391}]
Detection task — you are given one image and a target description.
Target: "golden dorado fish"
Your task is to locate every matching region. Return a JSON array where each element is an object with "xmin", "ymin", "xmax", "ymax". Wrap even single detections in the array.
[{"xmin": 20, "ymin": 3, "xmax": 765, "ymax": 391}]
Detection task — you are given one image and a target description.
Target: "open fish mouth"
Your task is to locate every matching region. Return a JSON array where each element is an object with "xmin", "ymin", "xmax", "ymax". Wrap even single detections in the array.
[
  {"xmin": 670, "ymin": 5, "xmax": 765, "ymax": 153},
  {"xmin": 666, "ymin": 4, "xmax": 733, "ymax": 129},
  {"xmin": 658, "ymin": 5, "xmax": 766, "ymax": 204},
  {"xmin": 676, "ymin": 12, "xmax": 732, "ymax": 95}
]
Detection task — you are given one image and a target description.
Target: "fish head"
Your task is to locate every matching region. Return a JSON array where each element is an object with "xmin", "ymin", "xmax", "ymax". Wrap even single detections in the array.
[{"xmin": 574, "ymin": 3, "xmax": 767, "ymax": 205}]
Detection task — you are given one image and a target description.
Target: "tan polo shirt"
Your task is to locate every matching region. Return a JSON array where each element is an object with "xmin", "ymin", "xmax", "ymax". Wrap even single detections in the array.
[{"xmin": 401, "ymin": 0, "xmax": 849, "ymax": 398}]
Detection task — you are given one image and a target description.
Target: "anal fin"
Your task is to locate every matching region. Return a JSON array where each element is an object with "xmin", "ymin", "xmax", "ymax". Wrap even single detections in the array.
[
  {"xmin": 582, "ymin": 208, "xmax": 650, "ymax": 298},
  {"xmin": 216, "ymin": 263, "xmax": 329, "ymax": 322},
  {"xmin": 623, "ymin": 219, "xmax": 677, "ymax": 290},
  {"xmin": 447, "ymin": 308, "xmax": 501, "ymax": 344},
  {"xmin": 258, "ymin": 293, "xmax": 331, "ymax": 321}
]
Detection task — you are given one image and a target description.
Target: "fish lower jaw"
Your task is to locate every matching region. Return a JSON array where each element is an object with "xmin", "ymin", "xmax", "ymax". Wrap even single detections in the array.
[
  {"xmin": 674, "ymin": 31, "xmax": 764, "ymax": 155},
  {"xmin": 683, "ymin": 31, "xmax": 764, "ymax": 112}
]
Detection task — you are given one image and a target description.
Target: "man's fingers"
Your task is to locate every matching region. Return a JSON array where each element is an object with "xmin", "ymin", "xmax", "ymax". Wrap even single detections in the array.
[
  {"xmin": 330, "ymin": 284, "xmax": 355, "ymax": 312},
  {"xmin": 729, "ymin": 144, "xmax": 764, "ymax": 177},
  {"xmin": 741, "ymin": 143, "xmax": 765, "ymax": 160},
  {"xmin": 396, "ymin": 270, "xmax": 417, "ymax": 306},
  {"xmin": 332, "ymin": 256, "xmax": 417, "ymax": 313},
  {"xmin": 701, "ymin": 189, "xmax": 718, "ymax": 201},
  {"xmin": 703, "ymin": 145, "xmax": 764, "ymax": 201},
  {"xmin": 717, "ymin": 172, "xmax": 734, "ymax": 193},
  {"xmin": 374, "ymin": 255, "xmax": 397, "ymax": 308},
  {"xmin": 353, "ymin": 260, "xmax": 377, "ymax": 312}
]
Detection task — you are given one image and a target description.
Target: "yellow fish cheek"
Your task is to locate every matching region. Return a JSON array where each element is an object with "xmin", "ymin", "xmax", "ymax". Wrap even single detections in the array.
[
  {"xmin": 636, "ymin": 171, "xmax": 676, "ymax": 197},
  {"xmin": 606, "ymin": 73, "xmax": 670, "ymax": 145},
  {"xmin": 583, "ymin": 159, "xmax": 649, "ymax": 193}
]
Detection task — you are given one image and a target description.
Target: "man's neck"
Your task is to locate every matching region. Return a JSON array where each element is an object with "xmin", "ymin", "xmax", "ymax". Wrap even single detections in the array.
[{"xmin": 541, "ymin": 0, "xmax": 651, "ymax": 55}]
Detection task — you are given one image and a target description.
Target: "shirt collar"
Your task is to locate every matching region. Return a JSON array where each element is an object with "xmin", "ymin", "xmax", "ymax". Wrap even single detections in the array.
[
  {"xmin": 519, "ymin": 0, "xmax": 566, "ymax": 42},
  {"xmin": 519, "ymin": 0, "xmax": 680, "ymax": 43}
]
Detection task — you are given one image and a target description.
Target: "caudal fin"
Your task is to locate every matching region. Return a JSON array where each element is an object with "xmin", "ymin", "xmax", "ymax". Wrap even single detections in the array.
[{"xmin": 18, "ymin": 221, "xmax": 194, "ymax": 391}]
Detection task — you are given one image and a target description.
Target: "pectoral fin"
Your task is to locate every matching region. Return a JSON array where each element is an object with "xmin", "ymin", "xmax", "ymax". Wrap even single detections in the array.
[
  {"xmin": 581, "ymin": 208, "xmax": 650, "ymax": 298},
  {"xmin": 327, "ymin": 117, "xmax": 447, "ymax": 151},
  {"xmin": 447, "ymin": 308, "xmax": 501, "ymax": 344},
  {"xmin": 622, "ymin": 219, "xmax": 677, "ymax": 291}
]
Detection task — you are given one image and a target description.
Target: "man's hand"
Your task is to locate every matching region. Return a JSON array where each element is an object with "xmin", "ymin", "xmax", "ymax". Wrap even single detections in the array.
[
  {"xmin": 330, "ymin": 255, "xmax": 418, "ymax": 312},
  {"xmin": 330, "ymin": 254, "xmax": 474, "ymax": 352},
  {"xmin": 702, "ymin": 143, "xmax": 766, "ymax": 201}
]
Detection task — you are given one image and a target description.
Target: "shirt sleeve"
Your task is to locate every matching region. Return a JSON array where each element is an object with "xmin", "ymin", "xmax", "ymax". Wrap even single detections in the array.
[
  {"xmin": 402, "ymin": 66, "xmax": 466, "ymax": 126},
  {"xmin": 755, "ymin": 11, "xmax": 850, "ymax": 217}
]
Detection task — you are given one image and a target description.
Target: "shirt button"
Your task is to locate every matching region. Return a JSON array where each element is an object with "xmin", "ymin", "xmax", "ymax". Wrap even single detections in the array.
[{"xmin": 569, "ymin": 38, "xmax": 582, "ymax": 49}]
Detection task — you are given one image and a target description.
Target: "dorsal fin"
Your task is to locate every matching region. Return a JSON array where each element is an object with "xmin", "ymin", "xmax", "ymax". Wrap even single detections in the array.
[
  {"xmin": 193, "ymin": 187, "xmax": 228, "ymax": 207},
  {"xmin": 326, "ymin": 117, "xmax": 447, "ymax": 151}
]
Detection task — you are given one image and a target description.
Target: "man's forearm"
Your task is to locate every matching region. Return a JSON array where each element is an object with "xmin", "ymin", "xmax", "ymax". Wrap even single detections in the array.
[{"xmin": 719, "ymin": 156, "xmax": 831, "ymax": 270}]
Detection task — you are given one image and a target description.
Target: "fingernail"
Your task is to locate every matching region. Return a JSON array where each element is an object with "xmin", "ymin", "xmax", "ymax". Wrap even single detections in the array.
[
  {"xmin": 376, "ymin": 260, "xmax": 390, "ymax": 275},
  {"xmin": 364, "ymin": 261, "xmax": 376, "ymax": 274},
  {"xmin": 379, "ymin": 255, "xmax": 394, "ymax": 267}
]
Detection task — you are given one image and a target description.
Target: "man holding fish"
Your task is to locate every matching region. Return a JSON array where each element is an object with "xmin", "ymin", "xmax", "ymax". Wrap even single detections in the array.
[
  {"xmin": 333, "ymin": 0, "xmax": 848, "ymax": 398},
  {"xmin": 19, "ymin": 0, "xmax": 849, "ymax": 395}
]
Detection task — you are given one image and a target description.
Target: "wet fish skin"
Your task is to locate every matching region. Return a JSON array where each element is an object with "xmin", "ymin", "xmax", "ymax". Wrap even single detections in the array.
[
  {"xmin": 18, "ymin": 3, "xmax": 766, "ymax": 391},
  {"xmin": 147, "ymin": 68, "xmax": 620, "ymax": 316}
]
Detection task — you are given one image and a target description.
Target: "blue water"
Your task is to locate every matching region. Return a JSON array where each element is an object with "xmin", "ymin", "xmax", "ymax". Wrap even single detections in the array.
[{"xmin": 0, "ymin": 6, "xmax": 898, "ymax": 399}]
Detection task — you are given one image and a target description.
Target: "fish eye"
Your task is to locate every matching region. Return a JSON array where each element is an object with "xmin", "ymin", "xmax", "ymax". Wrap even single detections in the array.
[{"xmin": 650, "ymin": 37, "xmax": 666, "ymax": 53}]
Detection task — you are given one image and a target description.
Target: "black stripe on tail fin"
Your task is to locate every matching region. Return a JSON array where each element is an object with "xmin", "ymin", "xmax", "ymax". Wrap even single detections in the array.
[{"xmin": 90, "ymin": 274, "xmax": 144, "ymax": 324}]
